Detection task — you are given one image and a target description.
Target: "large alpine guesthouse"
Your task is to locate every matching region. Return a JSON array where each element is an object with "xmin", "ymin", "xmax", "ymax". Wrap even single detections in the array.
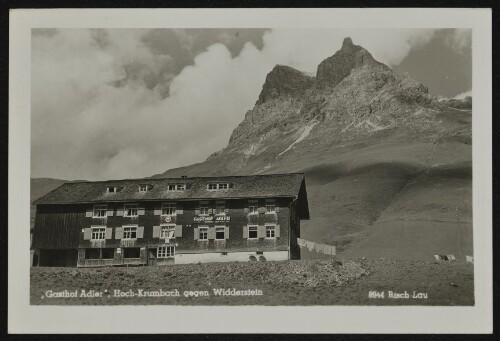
[{"xmin": 32, "ymin": 173, "xmax": 310, "ymax": 267}]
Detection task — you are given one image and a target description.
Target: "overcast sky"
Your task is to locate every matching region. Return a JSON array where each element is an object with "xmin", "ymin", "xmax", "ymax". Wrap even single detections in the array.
[{"xmin": 31, "ymin": 28, "xmax": 472, "ymax": 181}]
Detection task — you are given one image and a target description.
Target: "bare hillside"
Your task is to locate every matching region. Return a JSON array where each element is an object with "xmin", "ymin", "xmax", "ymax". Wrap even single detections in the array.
[{"xmin": 155, "ymin": 39, "xmax": 472, "ymax": 260}]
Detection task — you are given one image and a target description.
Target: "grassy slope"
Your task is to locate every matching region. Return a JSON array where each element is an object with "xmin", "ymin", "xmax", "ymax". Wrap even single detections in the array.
[{"xmin": 159, "ymin": 110, "xmax": 472, "ymax": 260}]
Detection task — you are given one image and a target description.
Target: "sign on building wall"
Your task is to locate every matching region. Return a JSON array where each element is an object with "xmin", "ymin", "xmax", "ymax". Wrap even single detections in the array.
[{"xmin": 193, "ymin": 215, "xmax": 231, "ymax": 223}]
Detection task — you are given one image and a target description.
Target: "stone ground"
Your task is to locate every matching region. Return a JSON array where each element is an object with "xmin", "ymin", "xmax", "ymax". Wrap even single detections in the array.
[{"xmin": 30, "ymin": 258, "xmax": 474, "ymax": 306}]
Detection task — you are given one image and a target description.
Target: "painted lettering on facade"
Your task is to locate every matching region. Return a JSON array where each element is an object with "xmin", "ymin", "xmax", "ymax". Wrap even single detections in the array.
[{"xmin": 193, "ymin": 215, "xmax": 231, "ymax": 223}]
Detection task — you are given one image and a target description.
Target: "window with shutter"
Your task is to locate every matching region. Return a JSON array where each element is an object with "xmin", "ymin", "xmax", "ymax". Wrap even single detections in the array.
[
  {"xmin": 91, "ymin": 227, "xmax": 106, "ymax": 240},
  {"xmin": 93, "ymin": 205, "xmax": 107, "ymax": 218},
  {"xmin": 248, "ymin": 225, "xmax": 258, "ymax": 239},
  {"xmin": 162, "ymin": 203, "xmax": 176, "ymax": 216},
  {"xmin": 215, "ymin": 226, "xmax": 225, "ymax": 240},
  {"xmin": 265, "ymin": 225, "xmax": 276, "ymax": 239},
  {"xmin": 160, "ymin": 225, "xmax": 175, "ymax": 239},
  {"xmin": 124, "ymin": 204, "xmax": 138, "ymax": 217},
  {"xmin": 198, "ymin": 227, "xmax": 208, "ymax": 240},
  {"xmin": 123, "ymin": 226, "xmax": 138, "ymax": 239}
]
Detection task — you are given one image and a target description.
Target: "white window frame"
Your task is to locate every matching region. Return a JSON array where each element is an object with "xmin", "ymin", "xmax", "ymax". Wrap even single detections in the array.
[
  {"xmin": 161, "ymin": 202, "xmax": 176, "ymax": 216},
  {"xmin": 122, "ymin": 225, "xmax": 138, "ymax": 240},
  {"xmin": 168, "ymin": 184, "xmax": 186, "ymax": 191},
  {"xmin": 160, "ymin": 224, "xmax": 176, "ymax": 240},
  {"xmin": 215, "ymin": 226, "xmax": 225, "ymax": 240},
  {"xmin": 199, "ymin": 202, "xmax": 209, "ymax": 216},
  {"xmin": 199, "ymin": 226, "xmax": 208, "ymax": 240},
  {"xmin": 91, "ymin": 226, "xmax": 106, "ymax": 240},
  {"xmin": 107, "ymin": 186, "xmax": 117, "ymax": 193},
  {"xmin": 207, "ymin": 183, "xmax": 229, "ymax": 190},
  {"xmin": 124, "ymin": 204, "xmax": 139, "ymax": 217},
  {"xmin": 215, "ymin": 201, "xmax": 226, "ymax": 215},
  {"xmin": 139, "ymin": 184, "xmax": 149, "ymax": 192},
  {"xmin": 157, "ymin": 246, "xmax": 175, "ymax": 258},
  {"xmin": 265, "ymin": 224, "xmax": 276, "ymax": 239},
  {"xmin": 265, "ymin": 203, "xmax": 276, "ymax": 214},
  {"xmin": 249, "ymin": 204, "xmax": 258, "ymax": 214},
  {"xmin": 248, "ymin": 225, "xmax": 258, "ymax": 239},
  {"xmin": 93, "ymin": 205, "xmax": 107, "ymax": 218}
]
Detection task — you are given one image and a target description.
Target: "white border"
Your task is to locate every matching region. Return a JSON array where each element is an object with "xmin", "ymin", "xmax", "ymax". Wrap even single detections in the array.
[{"xmin": 9, "ymin": 8, "xmax": 492, "ymax": 334}]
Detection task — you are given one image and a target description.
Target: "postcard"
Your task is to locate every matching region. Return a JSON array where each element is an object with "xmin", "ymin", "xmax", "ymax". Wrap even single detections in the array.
[{"xmin": 8, "ymin": 7, "xmax": 492, "ymax": 334}]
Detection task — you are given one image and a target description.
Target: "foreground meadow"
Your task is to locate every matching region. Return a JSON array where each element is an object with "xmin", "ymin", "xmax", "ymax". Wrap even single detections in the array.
[{"xmin": 31, "ymin": 258, "xmax": 474, "ymax": 306}]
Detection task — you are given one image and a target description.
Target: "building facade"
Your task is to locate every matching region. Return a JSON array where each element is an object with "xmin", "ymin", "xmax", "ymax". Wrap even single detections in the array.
[{"xmin": 32, "ymin": 174, "xmax": 309, "ymax": 267}]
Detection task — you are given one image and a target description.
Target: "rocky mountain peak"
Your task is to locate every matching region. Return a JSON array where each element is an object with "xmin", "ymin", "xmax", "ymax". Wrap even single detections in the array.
[
  {"xmin": 342, "ymin": 37, "xmax": 354, "ymax": 48},
  {"xmin": 256, "ymin": 64, "xmax": 315, "ymax": 105},
  {"xmin": 316, "ymin": 37, "xmax": 388, "ymax": 89}
]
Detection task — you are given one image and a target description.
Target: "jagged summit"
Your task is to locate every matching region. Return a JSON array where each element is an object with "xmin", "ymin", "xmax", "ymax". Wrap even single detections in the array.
[
  {"xmin": 257, "ymin": 37, "xmax": 391, "ymax": 105},
  {"xmin": 342, "ymin": 37, "xmax": 354, "ymax": 48},
  {"xmin": 256, "ymin": 64, "xmax": 315, "ymax": 105},
  {"xmin": 316, "ymin": 37, "xmax": 388, "ymax": 88}
]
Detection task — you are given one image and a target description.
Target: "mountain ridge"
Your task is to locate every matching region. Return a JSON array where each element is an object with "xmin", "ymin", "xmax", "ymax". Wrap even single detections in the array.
[
  {"xmin": 31, "ymin": 38, "xmax": 472, "ymax": 260},
  {"xmin": 155, "ymin": 37, "xmax": 472, "ymax": 260}
]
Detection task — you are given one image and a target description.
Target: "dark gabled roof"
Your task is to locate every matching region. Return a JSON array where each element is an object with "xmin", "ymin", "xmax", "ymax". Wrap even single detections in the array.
[{"xmin": 34, "ymin": 173, "xmax": 307, "ymax": 205}]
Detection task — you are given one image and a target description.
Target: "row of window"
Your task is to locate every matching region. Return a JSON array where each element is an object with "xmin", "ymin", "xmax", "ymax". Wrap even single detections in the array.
[
  {"xmin": 84, "ymin": 246, "xmax": 174, "ymax": 259},
  {"xmin": 88, "ymin": 225, "xmax": 277, "ymax": 241},
  {"xmin": 107, "ymin": 182, "xmax": 230, "ymax": 194},
  {"xmin": 90, "ymin": 226, "xmax": 142, "ymax": 240},
  {"xmin": 92, "ymin": 201, "xmax": 277, "ymax": 218},
  {"xmin": 248, "ymin": 225, "xmax": 276, "ymax": 239}
]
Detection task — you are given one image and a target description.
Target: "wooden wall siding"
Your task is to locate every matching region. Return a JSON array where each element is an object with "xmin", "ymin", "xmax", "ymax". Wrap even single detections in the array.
[
  {"xmin": 32, "ymin": 205, "xmax": 86, "ymax": 249},
  {"xmin": 35, "ymin": 197, "xmax": 298, "ymax": 254},
  {"xmin": 172, "ymin": 198, "xmax": 292, "ymax": 253},
  {"xmin": 289, "ymin": 201, "xmax": 301, "ymax": 260}
]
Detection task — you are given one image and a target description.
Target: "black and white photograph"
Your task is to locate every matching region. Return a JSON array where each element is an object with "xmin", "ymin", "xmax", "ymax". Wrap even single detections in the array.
[{"xmin": 8, "ymin": 8, "xmax": 492, "ymax": 334}]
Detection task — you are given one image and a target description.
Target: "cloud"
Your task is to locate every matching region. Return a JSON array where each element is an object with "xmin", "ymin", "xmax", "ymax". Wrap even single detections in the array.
[
  {"xmin": 31, "ymin": 28, "xmax": 439, "ymax": 181},
  {"xmin": 446, "ymin": 28, "xmax": 472, "ymax": 54},
  {"xmin": 454, "ymin": 90, "xmax": 472, "ymax": 99}
]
